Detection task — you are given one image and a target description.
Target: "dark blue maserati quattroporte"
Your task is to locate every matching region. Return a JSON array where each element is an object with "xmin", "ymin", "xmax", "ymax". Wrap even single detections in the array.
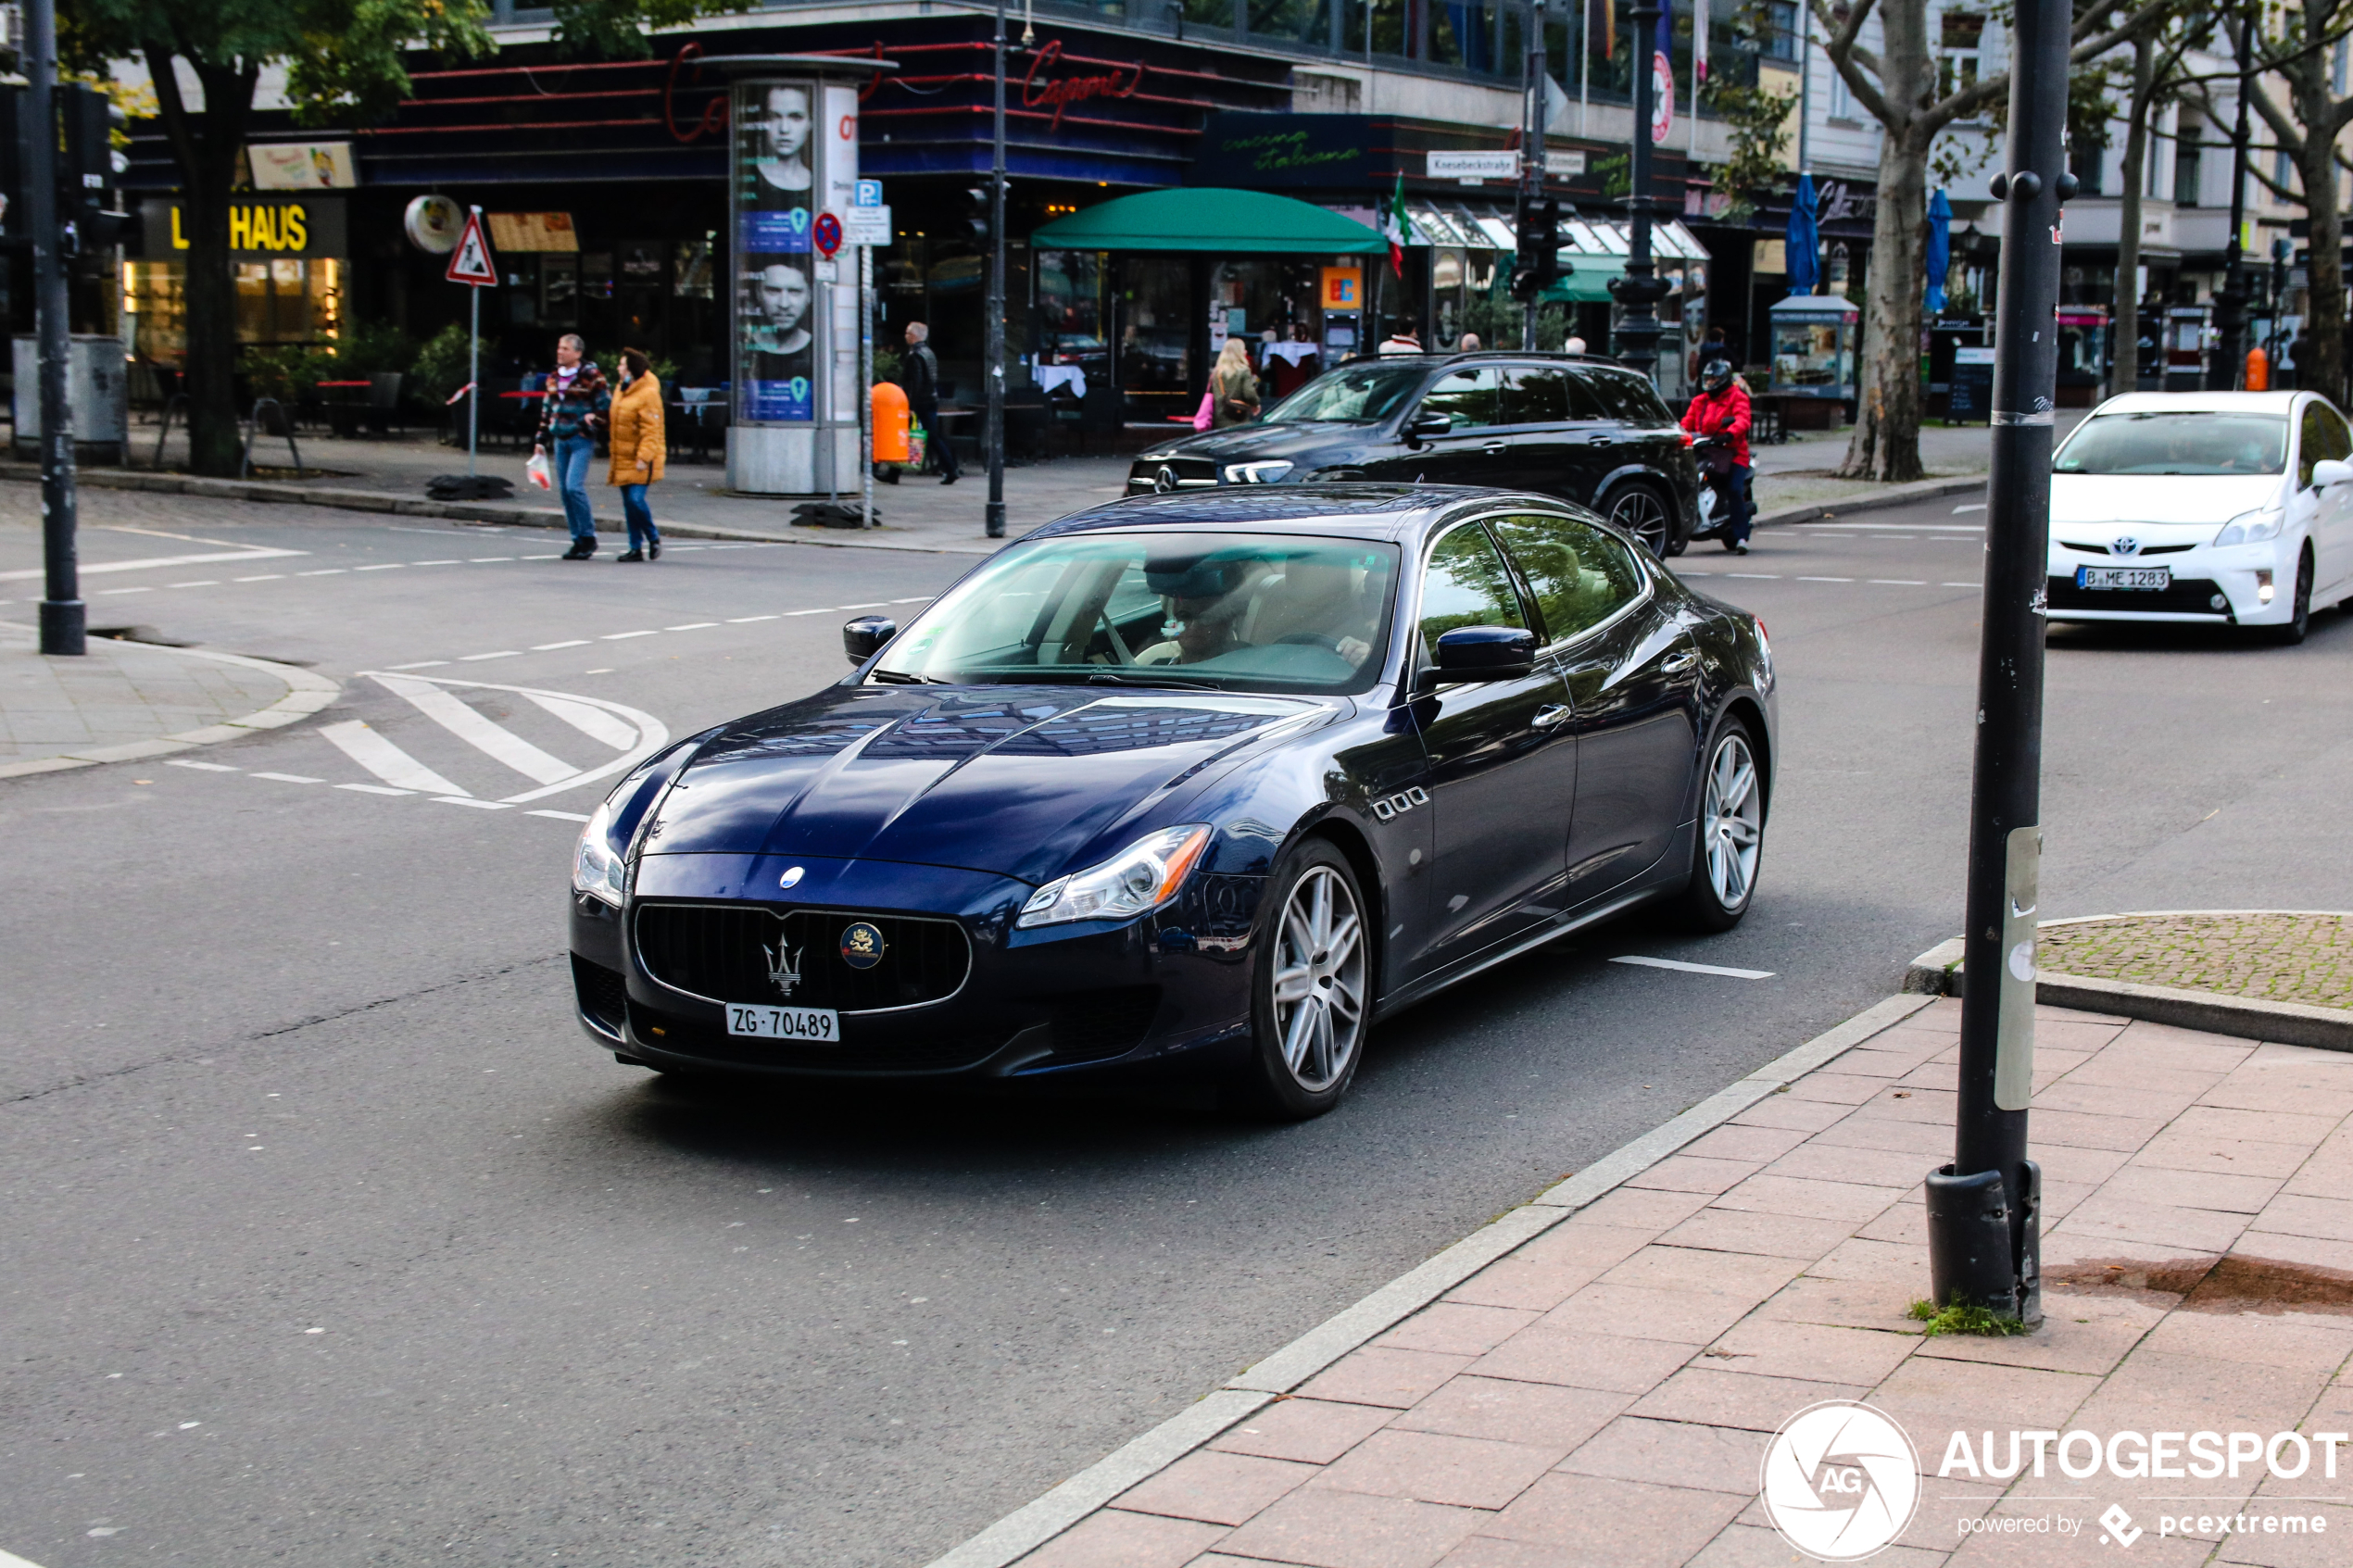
[{"xmin": 568, "ymin": 486, "xmax": 1776, "ymax": 1118}]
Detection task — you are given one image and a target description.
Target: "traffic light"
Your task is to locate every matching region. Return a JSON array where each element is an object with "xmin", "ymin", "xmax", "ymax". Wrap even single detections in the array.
[
  {"xmin": 960, "ymin": 185, "xmax": 992, "ymax": 246},
  {"xmin": 0, "ymin": 82, "xmax": 127, "ymax": 246},
  {"xmin": 1509, "ymin": 197, "xmax": 1564, "ymax": 301}
]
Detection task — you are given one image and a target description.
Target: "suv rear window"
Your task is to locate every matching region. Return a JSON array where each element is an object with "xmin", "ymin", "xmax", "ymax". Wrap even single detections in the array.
[{"xmin": 1579, "ymin": 367, "xmax": 1675, "ymax": 424}]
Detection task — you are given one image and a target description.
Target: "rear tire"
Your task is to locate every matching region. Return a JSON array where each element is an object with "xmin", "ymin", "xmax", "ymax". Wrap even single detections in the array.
[
  {"xmin": 1672, "ymin": 716, "xmax": 1767, "ymax": 934},
  {"xmin": 1602, "ymin": 481, "xmax": 1676, "ymax": 558},
  {"xmin": 1226, "ymin": 839, "xmax": 1369, "ymax": 1121}
]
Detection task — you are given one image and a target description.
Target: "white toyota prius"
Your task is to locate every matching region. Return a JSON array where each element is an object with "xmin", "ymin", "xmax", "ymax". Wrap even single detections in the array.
[{"xmin": 2047, "ymin": 391, "xmax": 2353, "ymax": 642}]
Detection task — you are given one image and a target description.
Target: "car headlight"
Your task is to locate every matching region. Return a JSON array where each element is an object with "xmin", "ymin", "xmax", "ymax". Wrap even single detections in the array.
[
  {"xmin": 2214, "ymin": 508, "xmax": 2284, "ymax": 546},
  {"xmin": 1222, "ymin": 460, "xmax": 1294, "ymax": 484},
  {"xmin": 1017, "ymin": 824, "xmax": 1212, "ymax": 928},
  {"xmin": 573, "ymin": 795, "xmax": 627, "ymax": 907}
]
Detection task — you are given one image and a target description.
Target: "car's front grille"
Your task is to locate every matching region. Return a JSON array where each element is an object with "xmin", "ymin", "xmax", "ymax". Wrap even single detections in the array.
[
  {"xmin": 635, "ymin": 903, "xmax": 971, "ymax": 1012},
  {"xmin": 1126, "ymin": 456, "xmax": 1220, "ymax": 493},
  {"xmin": 2046, "ymin": 574, "xmax": 2231, "ymax": 616},
  {"xmin": 573, "ymin": 954, "xmax": 629, "ymax": 1035},
  {"xmin": 1046, "ymin": 987, "xmax": 1164, "ymax": 1067},
  {"xmin": 2056, "ymin": 541, "xmax": 2196, "ymax": 557}
]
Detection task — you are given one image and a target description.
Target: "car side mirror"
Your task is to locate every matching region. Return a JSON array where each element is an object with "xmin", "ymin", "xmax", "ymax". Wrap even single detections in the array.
[
  {"xmin": 1406, "ymin": 410, "xmax": 1451, "ymax": 444},
  {"xmin": 1418, "ymin": 625, "xmax": 1537, "ymax": 690},
  {"xmin": 843, "ymin": 615, "xmax": 897, "ymax": 668},
  {"xmin": 2312, "ymin": 458, "xmax": 2353, "ymax": 489}
]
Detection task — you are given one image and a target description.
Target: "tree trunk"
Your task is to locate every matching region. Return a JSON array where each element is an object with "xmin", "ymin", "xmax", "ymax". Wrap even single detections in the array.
[
  {"xmin": 2296, "ymin": 125, "xmax": 2346, "ymax": 406},
  {"xmin": 145, "ymin": 50, "xmax": 258, "ymax": 478},
  {"xmin": 1834, "ymin": 0, "xmax": 1930, "ymax": 483},
  {"xmin": 1839, "ymin": 132, "xmax": 1928, "ymax": 482},
  {"xmin": 2114, "ymin": 34, "xmax": 2155, "ymax": 395}
]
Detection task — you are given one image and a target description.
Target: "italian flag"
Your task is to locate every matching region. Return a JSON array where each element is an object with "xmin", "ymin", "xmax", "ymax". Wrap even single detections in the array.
[{"xmin": 1381, "ymin": 173, "xmax": 1414, "ymax": 278}]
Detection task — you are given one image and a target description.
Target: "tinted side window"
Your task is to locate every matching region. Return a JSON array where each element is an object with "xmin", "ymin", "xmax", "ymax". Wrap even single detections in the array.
[
  {"xmin": 1499, "ymin": 366, "xmax": 1569, "ymax": 425},
  {"xmin": 1491, "ymin": 515, "xmax": 1646, "ymax": 644},
  {"xmin": 1557, "ymin": 369, "xmax": 1609, "ymax": 420},
  {"xmin": 1416, "ymin": 367, "xmax": 1501, "ymax": 431},
  {"xmin": 1419, "ymin": 524, "xmax": 1528, "ymax": 653},
  {"xmin": 2301, "ymin": 401, "xmax": 2352, "ymax": 485},
  {"xmin": 1582, "ymin": 367, "xmax": 1675, "ymax": 425}
]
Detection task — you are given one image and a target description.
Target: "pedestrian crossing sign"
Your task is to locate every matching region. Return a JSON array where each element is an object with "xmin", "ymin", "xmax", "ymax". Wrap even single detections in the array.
[{"xmin": 446, "ymin": 209, "xmax": 496, "ymax": 286}]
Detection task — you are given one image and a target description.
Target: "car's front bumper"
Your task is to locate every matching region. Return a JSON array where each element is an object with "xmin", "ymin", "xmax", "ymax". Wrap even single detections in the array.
[
  {"xmin": 569, "ymin": 852, "xmax": 1264, "ymax": 1080},
  {"xmin": 2045, "ymin": 541, "xmax": 2297, "ymax": 623}
]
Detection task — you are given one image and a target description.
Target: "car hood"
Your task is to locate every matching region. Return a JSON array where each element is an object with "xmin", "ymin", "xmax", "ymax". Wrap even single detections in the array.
[
  {"xmin": 640, "ymin": 684, "xmax": 1330, "ymax": 884},
  {"xmin": 1139, "ymin": 422, "xmax": 1372, "ymax": 462},
  {"xmin": 2050, "ymin": 472, "xmax": 2288, "ymax": 527}
]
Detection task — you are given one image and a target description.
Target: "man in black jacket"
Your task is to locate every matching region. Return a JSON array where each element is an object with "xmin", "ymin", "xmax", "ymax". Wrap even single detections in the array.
[{"xmin": 902, "ymin": 321, "xmax": 959, "ymax": 484}]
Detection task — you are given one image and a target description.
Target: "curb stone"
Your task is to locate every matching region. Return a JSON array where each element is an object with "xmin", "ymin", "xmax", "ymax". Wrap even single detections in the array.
[
  {"xmin": 920, "ymin": 990, "xmax": 1935, "ymax": 1568},
  {"xmin": 0, "ymin": 459, "xmax": 1982, "ymax": 549},
  {"xmin": 0, "ymin": 625, "xmax": 341, "ymax": 779},
  {"xmin": 1905, "ymin": 919, "xmax": 2353, "ymax": 1051}
]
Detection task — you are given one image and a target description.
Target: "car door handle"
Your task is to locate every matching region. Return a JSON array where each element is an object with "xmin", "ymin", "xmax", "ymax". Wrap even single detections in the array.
[
  {"xmin": 1661, "ymin": 647, "xmax": 1700, "ymax": 673},
  {"xmin": 1482, "ymin": 443, "xmax": 1508, "ymax": 457},
  {"xmin": 1586, "ymin": 433, "xmax": 1614, "ymax": 445},
  {"xmin": 1532, "ymin": 705, "xmax": 1571, "ymax": 729}
]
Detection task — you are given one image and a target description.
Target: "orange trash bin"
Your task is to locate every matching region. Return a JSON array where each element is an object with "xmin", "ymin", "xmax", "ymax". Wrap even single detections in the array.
[{"xmin": 872, "ymin": 381, "xmax": 912, "ymax": 464}]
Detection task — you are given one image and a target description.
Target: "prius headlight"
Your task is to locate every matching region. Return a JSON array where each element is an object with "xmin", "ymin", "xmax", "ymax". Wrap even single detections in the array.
[
  {"xmin": 1222, "ymin": 460, "xmax": 1294, "ymax": 484},
  {"xmin": 2213, "ymin": 508, "xmax": 2284, "ymax": 546},
  {"xmin": 1018, "ymin": 824, "xmax": 1212, "ymax": 928}
]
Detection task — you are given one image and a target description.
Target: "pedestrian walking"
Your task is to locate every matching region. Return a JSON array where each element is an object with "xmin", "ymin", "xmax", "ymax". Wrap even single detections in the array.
[
  {"xmin": 533, "ymin": 333, "xmax": 610, "ymax": 560},
  {"xmin": 1378, "ymin": 326, "xmax": 1424, "ymax": 356},
  {"xmin": 608, "ymin": 348, "xmax": 665, "ymax": 563},
  {"xmin": 1210, "ymin": 338, "xmax": 1261, "ymax": 429},
  {"xmin": 901, "ymin": 321, "xmax": 959, "ymax": 485}
]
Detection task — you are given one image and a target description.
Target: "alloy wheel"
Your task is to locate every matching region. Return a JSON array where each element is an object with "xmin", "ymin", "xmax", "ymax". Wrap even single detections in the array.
[
  {"xmin": 1703, "ymin": 732, "xmax": 1764, "ymax": 912},
  {"xmin": 1271, "ymin": 865, "xmax": 1366, "ymax": 1092},
  {"xmin": 1607, "ymin": 485, "xmax": 1672, "ymax": 556}
]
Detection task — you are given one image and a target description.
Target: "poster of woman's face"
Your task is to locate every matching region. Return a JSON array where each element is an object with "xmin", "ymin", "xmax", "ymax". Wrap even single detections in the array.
[
  {"xmin": 735, "ymin": 78, "xmax": 819, "ymax": 423},
  {"xmin": 756, "ymin": 85, "xmax": 812, "ymax": 193}
]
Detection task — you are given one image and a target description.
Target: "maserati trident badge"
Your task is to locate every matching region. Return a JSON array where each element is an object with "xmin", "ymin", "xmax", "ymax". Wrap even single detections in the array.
[{"xmin": 764, "ymin": 938, "xmax": 804, "ymax": 998}]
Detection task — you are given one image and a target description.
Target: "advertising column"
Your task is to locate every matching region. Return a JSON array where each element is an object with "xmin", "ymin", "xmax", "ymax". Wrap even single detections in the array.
[{"xmin": 728, "ymin": 70, "xmax": 864, "ymax": 495}]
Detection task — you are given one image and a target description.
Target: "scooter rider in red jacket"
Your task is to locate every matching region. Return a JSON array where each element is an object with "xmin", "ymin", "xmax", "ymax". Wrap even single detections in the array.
[{"xmin": 1682, "ymin": 359, "xmax": 1754, "ymax": 555}]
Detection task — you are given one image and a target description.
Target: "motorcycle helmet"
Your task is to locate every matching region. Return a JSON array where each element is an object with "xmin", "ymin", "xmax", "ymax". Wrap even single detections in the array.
[{"xmin": 1701, "ymin": 358, "xmax": 1734, "ymax": 393}]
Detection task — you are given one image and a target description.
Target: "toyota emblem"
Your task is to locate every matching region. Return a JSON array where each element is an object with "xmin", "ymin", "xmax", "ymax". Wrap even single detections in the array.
[{"xmin": 2109, "ymin": 536, "xmax": 2141, "ymax": 558}]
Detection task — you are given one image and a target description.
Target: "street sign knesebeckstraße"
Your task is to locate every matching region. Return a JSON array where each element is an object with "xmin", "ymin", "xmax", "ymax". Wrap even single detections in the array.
[{"xmin": 1424, "ymin": 150, "xmax": 1591, "ymax": 181}]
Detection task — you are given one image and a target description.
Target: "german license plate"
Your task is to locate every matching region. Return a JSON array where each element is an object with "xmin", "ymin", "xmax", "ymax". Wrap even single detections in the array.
[
  {"xmin": 725, "ymin": 1004, "xmax": 839, "ymax": 1042},
  {"xmin": 2077, "ymin": 565, "xmax": 2171, "ymax": 591}
]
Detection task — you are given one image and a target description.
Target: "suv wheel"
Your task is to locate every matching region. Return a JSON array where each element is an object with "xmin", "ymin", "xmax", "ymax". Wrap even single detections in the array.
[{"xmin": 1602, "ymin": 482, "xmax": 1675, "ymax": 557}]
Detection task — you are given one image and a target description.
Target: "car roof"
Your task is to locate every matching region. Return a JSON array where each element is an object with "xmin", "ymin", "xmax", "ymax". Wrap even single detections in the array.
[
  {"xmin": 1026, "ymin": 484, "xmax": 1574, "ymax": 543},
  {"xmin": 2086, "ymin": 391, "xmax": 2309, "ymax": 416}
]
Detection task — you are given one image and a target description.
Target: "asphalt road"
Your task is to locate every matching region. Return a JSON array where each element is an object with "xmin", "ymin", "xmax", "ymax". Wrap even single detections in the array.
[{"xmin": 3, "ymin": 486, "xmax": 2348, "ymax": 1568}]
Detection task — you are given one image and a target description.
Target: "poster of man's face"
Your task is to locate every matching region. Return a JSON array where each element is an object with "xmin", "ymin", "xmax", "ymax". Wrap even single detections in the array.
[{"xmin": 734, "ymin": 78, "xmax": 820, "ymax": 424}]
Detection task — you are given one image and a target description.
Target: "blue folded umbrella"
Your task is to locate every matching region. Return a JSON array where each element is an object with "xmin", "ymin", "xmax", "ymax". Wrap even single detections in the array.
[
  {"xmin": 1926, "ymin": 189, "xmax": 1953, "ymax": 314},
  {"xmin": 1787, "ymin": 173, "xmax": 1819, "ymax": 296}
]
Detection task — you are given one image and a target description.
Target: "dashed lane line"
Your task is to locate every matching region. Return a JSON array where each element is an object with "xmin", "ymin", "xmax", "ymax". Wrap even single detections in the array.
[
  {"xmin": 1612, "ymin": 955, "xmax": 1777, "ymax": 980},
  {"xmin": 250, "ymin": 771, "xmax": 323, "ymax": 784}
]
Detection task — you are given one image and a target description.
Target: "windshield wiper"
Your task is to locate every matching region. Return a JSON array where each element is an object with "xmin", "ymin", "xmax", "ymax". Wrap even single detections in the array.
[
  {"xmin": 1086, "ymin": 671, "xmax": 1222, "ymax": 691},
  {"xmin": 866, "ymin": 670, "xmax": 950, "ymax": 684}
]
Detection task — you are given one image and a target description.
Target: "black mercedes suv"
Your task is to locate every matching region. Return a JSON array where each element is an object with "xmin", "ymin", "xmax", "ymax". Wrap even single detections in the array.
[{"xmin": 1126, "ymin": 352, "xmax": 1702, "ymax": 556}]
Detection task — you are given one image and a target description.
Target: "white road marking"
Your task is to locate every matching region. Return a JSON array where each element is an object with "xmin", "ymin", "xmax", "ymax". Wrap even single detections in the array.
[
  {"xmin": 665, "ymin": 621, "xmax": 718, "ymax": 631},
  {"xmin": 1724, "ymin": 572, "xmax": 1780, "ymax": 579},
  {"xmin": 1804, "ymin": 522, "xmax": 1982, "ymax": 533},
  {"xmin": 335, "ymin": 782, "xmax": 413, "ymax": 797},
  {"xmin": 410, "ymin": 559, "xmax": 460, "ymax": 566},
  {"xmin": 167, "ymin": 759, "xmax": 238, "ymax": 772},
  {"xmin": 727, "ymin": 615, "xmax": 779, "ymax": 623},
  {"xmin": 251, "ymin": 771, "xmax": 323, "ymax": 784},
  {"xmin": 171, "ymin": 580, "xmax": 220, "ymax": 588},
  {"xmin": 1, "ymin": 1543, "xmax": 55, "ymax": 1566},
  {"xmin": 0, "ymin": 546, "xmax": 304, "ymax": 583},
  {"xmin": 318, "ymin": 721, "xmax": 471, "ymax": 796},
  {"xmin": 298, "ymin": 569, "xmax": 346, "ymax": 576},
  {"xmin": 469, "ymin": 557, "xmax": 514, "ymax": 563},
  {"xmin": 385, "ymin": 660, "xmax": 448, "ymax": 671},
  {"xmin": 1953, "ymin": 502, "xmax": 1987, "ymax": 512},
  {"xmin": 234, "ymin": 574, "xmax": 284, "ymax": 582},
  {"xmin": 892, "ymin": 596, "xmax": 936, "ymax": 604},
  {"xmin": 601, "ymin": 630, "xmax": 660, "ymax": 640},
  {"xmin": 521, "ymin": 691, "xmax": 640, "ymax": 750},
  {"xmin": 527, "ymin": 809, "xmax": 593, "ymax": 822},
  {"xmin": 1611, "ymin": 955, "xmax": 1776, "ymax": 980},
  {"xmin": 372, "ymin": 675, "xmax": 580, "ymax": 785},
  {"xmin": 459, "ymin": 650, "xmax": 522, "ymax": 661},
  {"xmin": 1941, "ymin": 582, "xmax": 1981, "ymax": 588},
  {"xmin": 99, "ymin": 586, "xmax": 152, "ymax": 595},
  {"xmin": 532, "ymin": 640, "xmax": 591, "ymax": 650},
  {"xmin": 838, "ymin": 601, "xmax": 888, "ymax": 609},
  {"xmin": 1868, "ymin": 579, "xmax": 1928, "ymax": 585},
  {"xmin": 353, "ymin": 563, "xmax": 405, "ymax": 571},
  {"xmin": 357, "ymin": 671, "xmax": 667, "ymax": 803},
  {"xmin": 435, "ymin": 797, "xmax": 510, "ymax": 809},
  {"xmin": 1796, "ymin": 576, "xmax": 1852, "ymax": 582},
  {"xmin": 784, "ymin": 608, "xmax": 828, "ymax": 616}
]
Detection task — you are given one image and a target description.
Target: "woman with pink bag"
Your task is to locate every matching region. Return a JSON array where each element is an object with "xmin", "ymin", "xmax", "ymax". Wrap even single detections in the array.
[{"xmin": 1207, "ymin": 338, "xmax": 1261, "ymax": 430}]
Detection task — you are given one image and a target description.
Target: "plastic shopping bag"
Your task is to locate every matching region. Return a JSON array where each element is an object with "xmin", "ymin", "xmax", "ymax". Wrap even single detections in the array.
[
  {"xmin": 1192, "ymin": 390, "xmax": 1215, "ymax": 432},
  {"xmin": 525, "ymin": 451, "xmax": 552, "ymax": 491}
]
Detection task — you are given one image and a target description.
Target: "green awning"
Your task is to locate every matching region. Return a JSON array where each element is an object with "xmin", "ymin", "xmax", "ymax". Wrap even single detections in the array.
[{"xmin": 1030, "ymin": 188, "xmax": 1388, "ymax": 255}]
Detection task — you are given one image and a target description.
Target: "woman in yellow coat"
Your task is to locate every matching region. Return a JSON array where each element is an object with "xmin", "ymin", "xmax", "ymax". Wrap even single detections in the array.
[{"xmin": 608, "ymin": 348, "xmax": 666, "ymax": 561}]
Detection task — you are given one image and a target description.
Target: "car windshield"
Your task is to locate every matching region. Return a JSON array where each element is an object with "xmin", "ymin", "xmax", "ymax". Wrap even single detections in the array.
[
  {"xmin": 2054, "ymin": 411, "xmax": 2288, "ymax": 475},
  {"xmin": 871, "ymin": 532, "xmax": 1401, "ymax": 694},
  {"xmin": 1264, "ymin": 361, "xmax": 1428, "ymax": 425}
]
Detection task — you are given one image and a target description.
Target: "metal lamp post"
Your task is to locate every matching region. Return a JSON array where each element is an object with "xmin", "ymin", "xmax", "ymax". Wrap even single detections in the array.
[
  {"xmin": 984, "ymin": 0, "xmax": 1010, "ymax": 538},
  {"xmin": 1610, "ymin": 0, "xmax": 1669, "ymax": 382},
  {"xmin": 28, "ymin": 0, "xmax": 82, "ymax": 656},
  {"xmin": 1925, "ymin": 0, "xmax": 2070, "ymax": 1327},
  {"xmin": 1521, "ymin": 0, "xmax": 1548, "ymax": 348},
  {"xmin": 2208, "ymin": 9, "xmax": 2253, "ymax": 391}
]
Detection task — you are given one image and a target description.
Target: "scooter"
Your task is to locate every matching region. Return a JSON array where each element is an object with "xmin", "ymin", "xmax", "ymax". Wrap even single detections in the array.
[{"xmin": 1688, "ymin": 435, "xmax": 1747, "ymax": 552}]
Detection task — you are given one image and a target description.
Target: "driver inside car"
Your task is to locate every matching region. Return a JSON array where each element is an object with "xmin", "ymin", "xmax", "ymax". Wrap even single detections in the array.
[{"xmin": 1136, "ymin": 556, "xmax": 1259, "ymax": 665}]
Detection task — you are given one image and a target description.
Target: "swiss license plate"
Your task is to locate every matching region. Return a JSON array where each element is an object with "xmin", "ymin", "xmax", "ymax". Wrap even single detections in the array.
[
  {"xmin": 2077, "ymin": 565, "xmax": 2171, "ymax": 591},
  {"xmin": 725, "ymin": 1004, "xmax": 840, "ymax": 1042}
]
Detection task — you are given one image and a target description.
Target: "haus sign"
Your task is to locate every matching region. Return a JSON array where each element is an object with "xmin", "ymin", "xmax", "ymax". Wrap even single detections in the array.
[{"xmin": 140, "ymin": 196, "xmax": 348, "ymax": 259}]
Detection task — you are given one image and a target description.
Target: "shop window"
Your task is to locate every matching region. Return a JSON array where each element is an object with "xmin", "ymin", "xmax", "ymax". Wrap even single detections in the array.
[
  {"xmin": 543, "ymin": 257, "xmax": 578, "ymax": 327},
  {"xmin": 1765, "ymin": 0, "xmax": 1798, "ymax": 61},
  {"xmin": 2173, "ymin": 138, "xmax": 2202, "ymax": 207},
  {"xmin": 674, "ymin": 238, "xmax": 716, "ymax": 298},
  {"xmin": 123, "ymin": 257, "xmax": 339, "ymax": 364},
  {"xmin": 1937, "ymin": 10, "xmax": 1982, "ymax": 101},
  {"xmin": 1036, "ymin": 249, "xmax": 1104, "ymax": 368},
  {"xmin": 582, "ymin": 252, "xmax": 614, "ymax": 304},
  {"xmin": 1249, "ymin": 0, "xmax": 1332, "ymax": 47}
]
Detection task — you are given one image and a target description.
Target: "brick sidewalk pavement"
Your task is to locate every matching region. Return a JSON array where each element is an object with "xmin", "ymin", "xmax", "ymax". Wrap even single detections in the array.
[{"xmin": 992, "ymin": 998, "xmax": 2353, "ymax": 1568}]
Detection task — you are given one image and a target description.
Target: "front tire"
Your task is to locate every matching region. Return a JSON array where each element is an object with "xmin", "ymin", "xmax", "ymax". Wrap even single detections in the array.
[
  {"xmin": 2268, "ymin": 549, "xmax": 2314, "ymax": 646},
  {"xmin": 1673, "ymin": 717, "xmax": 1766, "ymax": 933},
  {"xmin": 1228, "ymin": 839, "xmax": 1370, "ymax": 1120}
]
